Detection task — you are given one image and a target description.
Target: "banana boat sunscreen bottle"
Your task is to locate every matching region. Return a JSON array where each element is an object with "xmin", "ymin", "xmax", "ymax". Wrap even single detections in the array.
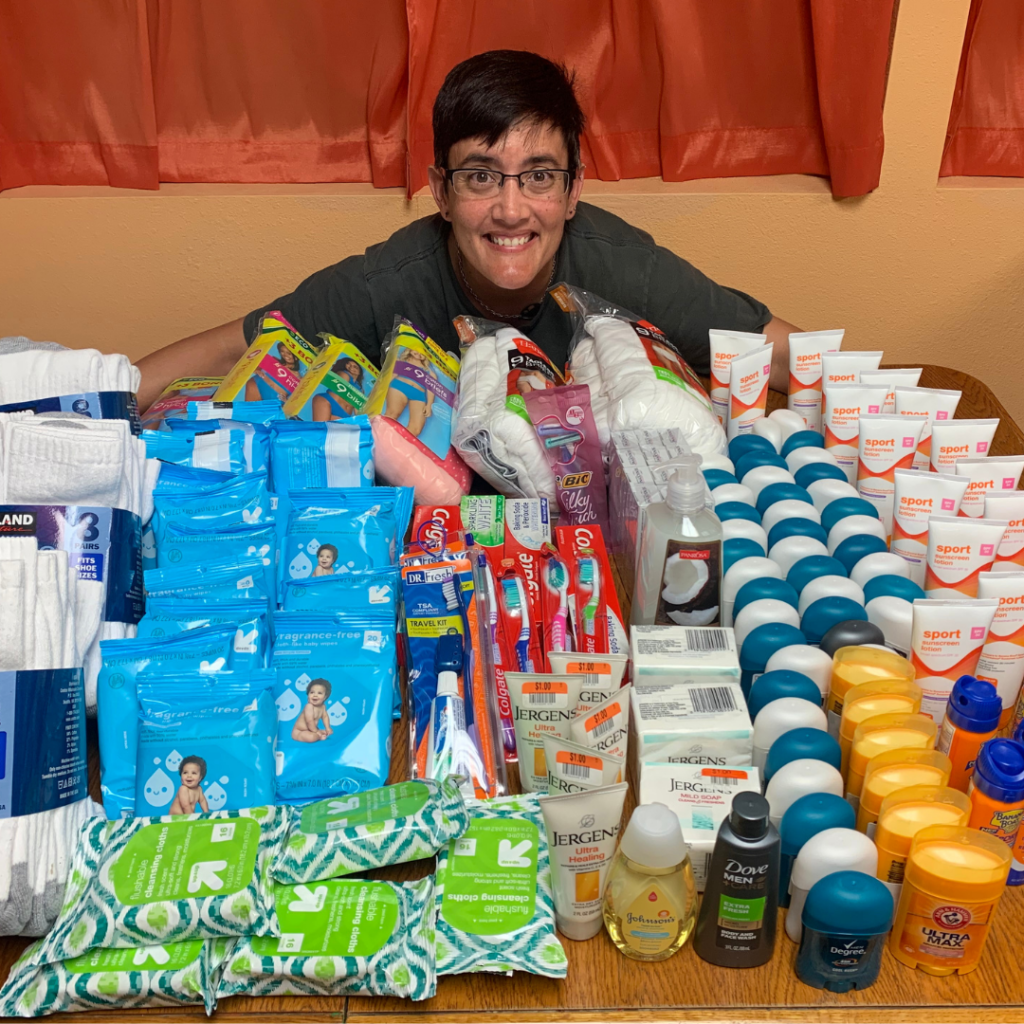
[{"xmin": 890, "ymin": 824, "xmax": 1010, "ymax": 975}]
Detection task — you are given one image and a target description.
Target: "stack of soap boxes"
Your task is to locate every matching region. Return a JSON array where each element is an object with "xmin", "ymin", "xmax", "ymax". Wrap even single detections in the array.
[{"xmin": 631, "ymin": 624, "xmax": 758, "ymax": 889}]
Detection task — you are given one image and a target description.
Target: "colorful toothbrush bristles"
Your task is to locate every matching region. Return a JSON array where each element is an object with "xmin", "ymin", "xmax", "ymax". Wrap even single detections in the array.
[
  {"xmin": 546, "ymin": 554, "xmax": 570, "ymax": 653},
  {"xmin": 501, "ymin": 575, "xmax": 533, "ymax": 672},
  {"xmin": 578, "ymin": 553, "xmax": 600, "ymax": 637}
]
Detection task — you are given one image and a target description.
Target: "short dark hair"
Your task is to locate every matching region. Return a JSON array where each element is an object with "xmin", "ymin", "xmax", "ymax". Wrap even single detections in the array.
[
  {"xmin": 433, "ymin": 50, "xmax": 585, "ymax": 181},
  {"xmin": 317, "ymin": 543, "xmax": 339, "ymax": 563},
  {"xmin": 180, "ymin": 755, "xmax": 207, "ymax": 780},
  {"xmin": 309, "ymin": 678, "xmax": 332, "ymax": 699}
]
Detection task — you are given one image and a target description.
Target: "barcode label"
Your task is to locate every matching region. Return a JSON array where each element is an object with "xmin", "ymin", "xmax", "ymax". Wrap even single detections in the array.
[
  {"xmin": 684, "ymin": 629, "xmax": 730, "ymax": 652},
  {"xmin": 591, "ymin": 717, "xmax": 616, "ymax": 738},
  {"xmin": 561, "ymin": 761, "xmax": 592, "ymax": 780},
  {"xmin": 528, "ymin": 693, "xmax": 558, "ymax": 705},
  {"xmin": 688, "ymin": 686, "xmax": 738, "ymax": 714},
  {"xmin": 713, "ymin": 775, "xmax": 741, "ymax": 786},
  {"xmin": 574, "ymin": 673, "xmax": 600, "ymax": 687}
]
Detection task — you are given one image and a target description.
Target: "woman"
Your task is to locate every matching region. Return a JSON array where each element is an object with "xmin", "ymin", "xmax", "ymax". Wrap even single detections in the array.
[
  {"xmin": 245, "ymin": 341, "xmax": 302, "ymax": 402},
  {"xmin": 384, "ymin": 347, "xmax": 435, "ymax": 437},
  {"xmin": 312, "ymin": 357, "xmax": 366, "ymax": 420}
]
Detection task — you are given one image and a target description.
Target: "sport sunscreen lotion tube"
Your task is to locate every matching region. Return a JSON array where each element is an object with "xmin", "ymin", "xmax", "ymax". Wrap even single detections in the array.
[
  {"xmin": 929, "ymin": 419, "xmax": 999, "ymax": 473},
  {"xmin": 728, "ymin": 343, "xmax": 774, "ymax": 440},
  {"xmin": 788, "ymin": 329, "xmax": 844, "ymax": 432},
  {"xmin": 539, "ymin": 781, "xmax": 629, "ymax": 940},
  {"xmin": 820, "ymin": 351, "xmax": 883, "ymax": 401},
  {"xmin": 709, "ymin": 330, "xmax": 766, "ymax": 428},
  {"xmin": 910, "ymin": 598, "xmax": 999, "ymax": 720},
  {"xmin": 891, "ymin": 470, "xmax": 969, "ymax": 586},
  {"xmin": 975, "ymin": 571, "xmax": 1024, "ymax": 723},
  {"xmin": 924, "ymin": 516, "xmax": 1008, "ymax": 598},
  {"xmin": 893, "ymin": 386, "xmax": 962, "ymax": 471},
  {"xmin": 954, "ymin": 456, "xmax": 1024, "ymax": 519},
  {"xmin": 822, "ymin": 383, "xmax": 890, "ymax": 485},
  {"xmin": 860, "ymin": 368, "xmax": 923, "ymax": 413},
  {"xmin": 856, "ymin": 414, "xmax": 925, "ymax": 541},
  {"xmin": 985, "ymin": 491, "xmax": 1024, "ymax": 569}
]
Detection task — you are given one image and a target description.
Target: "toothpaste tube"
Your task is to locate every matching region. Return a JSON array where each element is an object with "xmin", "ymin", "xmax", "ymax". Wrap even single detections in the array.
[
  {"xmin": 822, "ymin": 382, "xmax": 890, "ymax": 485},
  {"xmin": 788, "ymin": 330, "xmax": 844, "ymax": 431},
  {"xmin": 910, "ymin": 598, "xmax": 999, "ymax": 721},
  {"xmin": 985, "ymin": 490, "xmax": 1024, "ymax": 569},
  {"xmin": 891, "ymin": 469, "xmax": 969, "ymax": 585},
  {"xmin": 976, "ymin": 572, "xmax": 1024, "ymax": 724},
  {"xmin": 929, "ymin": 418, "xmax": 999, "ymax": 473},
  {"xmin": 925, "ymin": 515, "xmax": 1008, "ymax": 598},
  {"xmin": 856, "ymin": 414, "xmax": 925, "ymax": 541},
  {"xmin": 954, "ymin": 456, "xmax": 1024, "ymax": 518},
  {"xmin": 727, "ymin": 343, "xmax": 774, "ymax": 440},
  {"xmin": 893, "ymin": 386, "xmax": 962, "ymax": 471},
  {"xmin": 859, "ymin": 368, "xmax": 923, "ymax": 413},
  {"xmin": 709, "ymin": 330, "xmax": 766, "ymax": 428},
  {"xmin": 820, "ymin": 351, "xmax": 883, "ymax": 409}
]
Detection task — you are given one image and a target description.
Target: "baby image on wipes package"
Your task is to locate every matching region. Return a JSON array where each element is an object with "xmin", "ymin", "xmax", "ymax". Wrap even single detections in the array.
[{"xmin": 111, "ymin": 818, "xmax": 259, "ymax": 905}]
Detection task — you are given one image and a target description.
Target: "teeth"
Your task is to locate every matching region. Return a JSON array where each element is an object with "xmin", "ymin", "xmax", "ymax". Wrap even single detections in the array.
[{"xmin": 489, "ymin": 235, "xmax": 531, "ymax": 247}]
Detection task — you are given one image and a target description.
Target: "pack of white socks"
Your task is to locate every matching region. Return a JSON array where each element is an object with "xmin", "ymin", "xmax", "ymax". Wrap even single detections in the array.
[
  {"xmin": 0, "ymin": 337, "xmax": 141, "ymax": 402},
  {"xmin": 0, "ymin": 537, "xmax": 103, "ymax": 936}
]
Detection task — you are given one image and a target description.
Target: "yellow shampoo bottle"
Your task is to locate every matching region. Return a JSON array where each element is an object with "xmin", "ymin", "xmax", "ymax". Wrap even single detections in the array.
[
  {"xmin": 856, "ymin": 749, "xmax": 953, "ymax": 835},
  {"xmin": 826, "ymin": 646, "xmax": 916, "ymax": 739},
  {"xmin": 838, "ymin": 679, "xmax": 923, "ymax": 776},
  {"xmin": 890, "ymin": 825, "xmax": 1011, "ymax": 976},
  {"xmin": 873, "ymin": 786, "xmax": 970, "ymax": 901},
  {"xmin": 845, "ymin": 714, "xmax": 937, "ymax": 809}
]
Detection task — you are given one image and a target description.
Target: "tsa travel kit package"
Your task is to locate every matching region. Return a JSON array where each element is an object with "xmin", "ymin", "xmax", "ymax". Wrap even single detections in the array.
[{"xmin": 3, "ymin": 309, "xmax": 1024, "ymax": 1017}]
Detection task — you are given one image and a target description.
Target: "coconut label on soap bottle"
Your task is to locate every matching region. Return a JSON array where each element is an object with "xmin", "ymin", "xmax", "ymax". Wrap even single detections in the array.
[{"xmin": 655, "ymin": 541, "xmax": 722, "ymax": 627}]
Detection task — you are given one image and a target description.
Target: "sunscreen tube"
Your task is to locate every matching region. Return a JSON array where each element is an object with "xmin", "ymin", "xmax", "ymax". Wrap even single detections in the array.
[
  {"xmin": 539, "ymin": 781, "xmax": 629, "ymax": 940},
  {"xmin": 727, "ymin": 343, "xmax": 774, "ymax": 440},
  {"xmin": 910, "ymin": 598, "xmax": 999, "ymax": 720},
  {"xmin": 891, "ymin": 469, "xmax": 969, "ymax": 585},
  {"xmin": 822, "ymin": 383, "xmax": 890, "ymax": 485},
  {"xmin": 820, "ymin": 351, "xmax": 884, "ymax": 401},
  {"xmin": 859, "ymin": 368, "xmax": 923, "ymax": 413},
  {"xmin": 788, "ymin": 330, "xmax": 844, "ymax": 432},
  {"xmin": 976, "ymin": 572, "xmax": 1024, "ymax": 723},
  {"xmin": 893, "ymin": 386, "xmax": 962, "ymax": 471},
  {"xmin": 955, "ymin": 456, "xmax": 1024, "ymax": 519},
  {"xmin": 856, "ymin": 414, "xmax": 925, "ymax": 541},
  {"xmin": 542, "ymin": 734, "xmax": 623, "ymax": 794},
  {"xmin": 570, "ymin": 685, "xmax": 631, "ymax": 762},
  {"xmin": 925, "ymin": 515, "xmax": 1008, "ymax": 598},
  {"xmin": 710, "ymin": 330, "xmax": 766, "ymax": 428},
  {"xmin": 929, "ymin": 419, "xmax": 999, "ymax": 473},
  {"xmin": 506, "ymin": 672, "xmax": 584, "ymax": 793},
  {"xmin": 985, "ymin": 491, "xmax": 1024, "ymax": 569}
]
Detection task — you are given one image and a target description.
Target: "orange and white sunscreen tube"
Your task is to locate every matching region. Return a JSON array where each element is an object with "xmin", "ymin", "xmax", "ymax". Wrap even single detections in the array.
[
  {"xmin": 955, "ymin": 456, "xmax": 1024, "ymax": 519},
  {"xmin": 985, "ymin": 491, "xmax": 1024, "ymax": 570},
  {"xmin": 891, "ymin": 469, "xmax": 969, "ymax": 586},
  {"xmin": 709, "ymin": 330, "xmax": 766, "ymax": 428},
  {"xmin": 925, "ymin": 515, "xmax": 1008, "ymax": 599},
  {"xmin": 788, "ymin": 329, "xmax": 844, "ymax": 431},
  {"xmin": 893, "ymin": 386, "xmax": 962, "ymax": 471},
  {"xmin": 929, "ymin": 419, "xmax": 1000, "ymax": 474},
  {"xmin": 911, "ymin": 598, "xmax": 999, "ymax": 721},
  {"xmin": 860, "ymin": 368, "xmax": 923, "ymax": 414},
  {"xmin": 976, "ymin": 572, "xmax": 1024, "ymax": 725},
  {"xmin": 822, "ymin": 383, "xmax": 890, "ymax": 485},
  {"xmin": 820, "ymin": 351, "xmax": 883, "ymax": 414},
  {"xmin": 857, "ymin": 414, "xmax": 925, "ymax": 542},
  {"xmin": 727, "ymin": 342, "xmax": 774, "ymax": 440}
]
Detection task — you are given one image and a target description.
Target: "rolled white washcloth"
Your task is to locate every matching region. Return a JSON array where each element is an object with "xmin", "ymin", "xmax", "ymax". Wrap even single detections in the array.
[{"xmin": 0, "ymin": 538, "xmax": 102, "ymax": 936}]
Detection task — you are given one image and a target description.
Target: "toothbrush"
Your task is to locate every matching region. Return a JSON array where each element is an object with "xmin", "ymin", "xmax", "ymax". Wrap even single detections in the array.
[
  {"xmin": 500, "ymin": 574, "xmax": 534, "ymax": 672},
  {"xmin": 481, "ymin": 554, "xmax": 517, "ymax": 756},
  {"xmin": 544, "ymin": 551, "xmax": 570, "ymax": 653},
  {"xmin": 578, "ymin": 549, "xmax": 601, "ymax": 638}
]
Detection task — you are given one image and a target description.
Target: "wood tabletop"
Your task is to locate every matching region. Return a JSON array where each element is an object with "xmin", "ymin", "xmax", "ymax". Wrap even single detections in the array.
[{"xmin": 3, "ymin": 365, "xmax": 1022, "ymax": 1023}]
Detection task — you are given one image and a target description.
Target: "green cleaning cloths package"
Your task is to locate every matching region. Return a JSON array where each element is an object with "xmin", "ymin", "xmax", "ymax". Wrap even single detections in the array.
[
  {"xmin": 434, "ymin": 794, "xmax": 566, "ymax": 978},
  {"xmin": 29, "ymin": 807, "xmax": 290, "ymax": 968},
  {"xmin": 217, "ymin": 877, "xmax": 436, "ymax": 1001},
  {"xmin": 0, "ymin": 937, "xmax": 233, "ymax": 1017},
  {"xmin": 271, "ymin": 777, "xmax": 469, "ymax": 884}
]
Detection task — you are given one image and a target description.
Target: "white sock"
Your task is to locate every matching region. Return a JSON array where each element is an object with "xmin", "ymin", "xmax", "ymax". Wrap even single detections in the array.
[
  {"xmin": 0, "ymin": 560, "xmax": 25, "ymax": 671},
  {"xmin": 73, "ymin": 577, "xmax": 104, "ymax": 673},
  {"xmin": 0, "ymin": 538, "xmax": 36, "ymax": 661}
]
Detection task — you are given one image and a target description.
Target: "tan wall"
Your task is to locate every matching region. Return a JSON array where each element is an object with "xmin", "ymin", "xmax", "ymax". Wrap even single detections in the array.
[{"xmin": 3, "ymin": 0, "xmax": 1024, "ymax": 420}]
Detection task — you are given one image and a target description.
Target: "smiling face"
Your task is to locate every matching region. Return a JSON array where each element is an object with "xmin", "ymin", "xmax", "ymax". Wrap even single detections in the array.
[
  {"xmin": 308, "ymin": 684, "xmax": 328, "ymax": 706},
  {"xmin": 180, "ymin": 763, "xmax": 203, "ymax": 789},
  {"xmin": 429, "ymin": 122, "xmax": 584, "ymax": 306},
  {"xmin": 317, "ymin": 548, "xmax": 336, "ymax": 569}
]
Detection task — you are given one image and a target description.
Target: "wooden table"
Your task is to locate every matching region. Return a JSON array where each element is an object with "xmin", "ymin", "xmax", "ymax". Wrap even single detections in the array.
[{"xmin": 4, "ymin": 366, "xmax": 1024, "ymax": 1023}]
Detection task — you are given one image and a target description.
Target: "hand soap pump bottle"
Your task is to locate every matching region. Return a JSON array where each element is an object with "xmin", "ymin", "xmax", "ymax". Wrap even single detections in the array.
[
  {"xmin": 634, "ymin": 455, "xmax": 723, "ymax": 626},
  {"xmin": 694, "ymin": 791, "xmax": 781, "ymax": 968}
]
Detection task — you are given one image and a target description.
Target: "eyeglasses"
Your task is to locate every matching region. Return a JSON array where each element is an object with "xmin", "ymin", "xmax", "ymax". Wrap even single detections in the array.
[{"xmin": 445, "ymin": 167, "xmax": 571, "ymax": 199}]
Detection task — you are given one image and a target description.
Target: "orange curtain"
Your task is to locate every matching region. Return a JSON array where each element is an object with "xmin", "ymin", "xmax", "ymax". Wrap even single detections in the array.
[
  {"xmin": 941, "ymin": 0, "xmax": 1024, "ymax": 177},
  {"xmin": 0, "ymin": 0, "xmax": 894, "ymax": 196}
]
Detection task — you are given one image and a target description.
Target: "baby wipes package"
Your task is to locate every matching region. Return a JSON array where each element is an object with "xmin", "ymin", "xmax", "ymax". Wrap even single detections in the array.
[
  {"xmin": 271, "ymin": 777, "xmax": 469, "ymax": 884},
  {"xmin": 217, "ymin": 877, "xmax": 436, "ymax": 1001},
  {"xmin": 135, "ymin": 672, "xmax": 277, "ymax": 817},
  {"xmin": 0, "ymin": 937, "xmax": 233, "ymax": 1017},
  {"xmin": 271, "ymin": 615, "xmax": 396, "ymax": 802},
  {"xmin": 144, "ymin": 554, "xmax": 273, "ymax": 604},
  {"xmin": 166, "ymin": 417, "xmax": 271, "ymax": 475},
  {"xmin": 30, "ymin": 807, "xmax": 290, "ymax": 967},
  {"xmin": 435, "ymin": 794, "xmax": 567, "ymax": 978},
  {"xmin": 152, "ymin": 472, "xmax": 274, "ymax": 551},
  {"xmin": 143, "ymin": 427, "xmax": 247, "ymax": 475},
  {"xmin": 282, "ymin": 566, "xmax": 399, "ymax": 618},
  {"xmin": 186, "ymin": 398, "xmax": 284, "ymax": 425},
  {"xmin": 136, "ymin": 598, "xmax": 269, "ymax": 669},
  {"xmin": 282, "ymin": 333, "xmax": 380, "ymax": 420},
  {"xmin": 159, "ymin": 522, "xmax": 277, "ymax": 600},
  {"xmin": 269, "ymin": 419, "xmax": 375, "ymax": 492}
]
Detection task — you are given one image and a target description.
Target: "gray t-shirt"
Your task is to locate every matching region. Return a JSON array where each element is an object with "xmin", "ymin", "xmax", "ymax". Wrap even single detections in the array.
[{"xmin": 243, "ymin": 201, "xmax": 771, "ymax": 375}]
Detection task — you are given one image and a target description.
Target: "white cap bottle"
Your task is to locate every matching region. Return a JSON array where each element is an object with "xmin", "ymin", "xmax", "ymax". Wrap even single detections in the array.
[
  {"xmin": 826, "ymin": 515, "xmax": 887, "ymax": 555},
  {"xmin": 768, "ymin": 408, "xmax": 809, "ymax": 442},
  {"xmin": 743, "ymin": 466, "xmax": 796, "ymax": 501},
  {"xmin": 785, "ymin": 827, "xmax": 878, "ymax": 942},
  {"xmin": 866, "ymin": 595, "xmax": 914, "ymax": 656},
  {"xmin": 769, "ymin": 535, "xmax": 830, "ymax": 577},
  {"xmin": 712, "ymin": 482, "xmax": 756, "ymax": 508},
  {"xmin": 752, "ymin": 416, "xmax": 784, "ymax": 452},
  {"xmin": 850, "ymin": 552, "xmax": 912, "ymax": 589},
  {"xmin": 721, "ymin": 519, "xmax": 768, "ymax": 554},
  {"xmin": 785, "ymin": 446, "xmax": 841, "ymax": 475},
  {"xmin": 765, "ymin": 758, "xmax": 844, "ymax": 829},
  {"xmin": 761, "ymin": 499, "xmax": 822, "ymax": 538},
  {"xmin": 752, "ymin": 699, "xmax": 828, "ymax": 772},
  {"xmin": 807, "ymin": 478, "xmax": 859, "ymax": 512},
  {"xmin": 722, "ymin": 557, "xmax": 782, "ymax": 628}
]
